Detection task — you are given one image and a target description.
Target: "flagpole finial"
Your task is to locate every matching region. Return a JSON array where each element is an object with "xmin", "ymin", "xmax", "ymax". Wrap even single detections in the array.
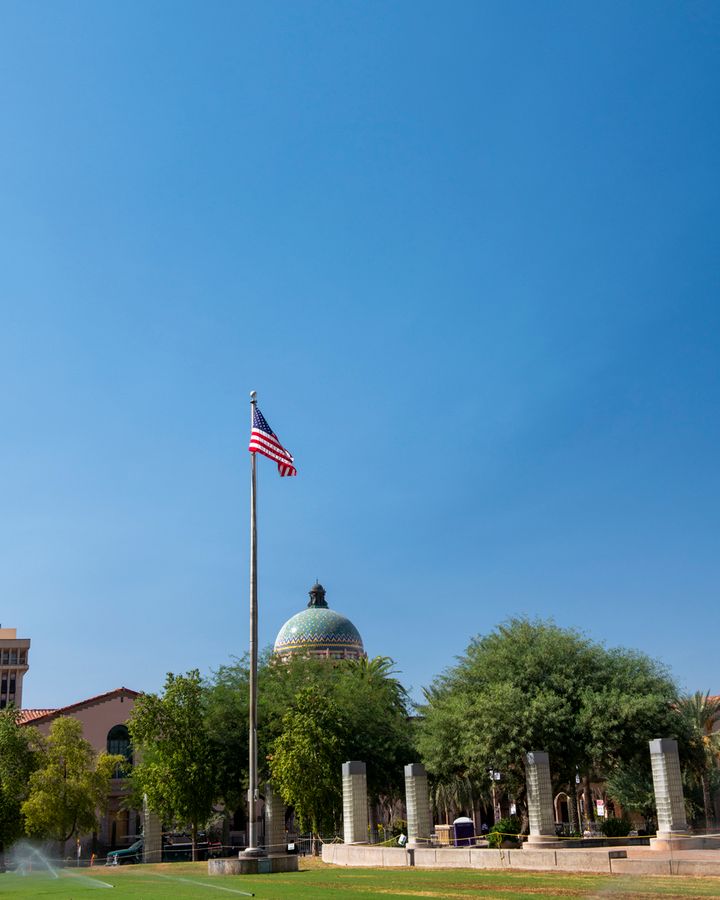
[{"xmin": 250, "ymin": 390, "xmax": 257, "ymax": 403}]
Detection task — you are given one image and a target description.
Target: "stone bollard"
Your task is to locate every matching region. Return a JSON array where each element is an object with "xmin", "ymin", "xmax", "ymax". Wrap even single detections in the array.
[
  {"xmin": 404, "ymin": 763, "xmax": 432, "ymax": 847},
  {"xmin": 525, "ymin": 751, "xmax": 557, "ymax": 843},
  {"xmin": 142, "ymin": 794, "xmax": 162, "ymax": 863},
  {"xmin": 342, "ymin": 761, "xmax": 369, "ymax": 844},
  {"xmin": 264, "ymin": 783, "xmax": 286, "ymax": 854}
]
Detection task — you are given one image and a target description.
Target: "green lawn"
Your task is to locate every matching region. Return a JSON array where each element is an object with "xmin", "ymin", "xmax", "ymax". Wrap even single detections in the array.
[{"xmin": 2, "ymin": 859, "xmax": 720, "ymax": 899}]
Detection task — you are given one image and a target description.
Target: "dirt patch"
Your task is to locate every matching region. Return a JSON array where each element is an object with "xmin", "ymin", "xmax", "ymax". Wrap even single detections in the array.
[
  {"xmin": 440, "ymin": 887, "xmax": 584, "ymax": 896},
  {"xmin": 338, "ymin": 886, "xmax": 587, "ymax": 897}
]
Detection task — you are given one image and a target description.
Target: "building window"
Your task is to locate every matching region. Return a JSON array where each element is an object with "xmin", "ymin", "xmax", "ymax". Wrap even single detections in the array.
[{"xmin": 107, "ymin": 725, "xmax": 132, "ymax": 774}]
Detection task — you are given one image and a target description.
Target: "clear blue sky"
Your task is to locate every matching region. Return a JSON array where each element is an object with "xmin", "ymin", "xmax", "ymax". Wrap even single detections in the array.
[{"xmin": 1, "ymin": 2, "xmax": 717, "ymax": 709}]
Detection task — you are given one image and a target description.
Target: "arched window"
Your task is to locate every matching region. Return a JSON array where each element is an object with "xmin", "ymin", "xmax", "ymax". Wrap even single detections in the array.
[{"xmin": 107, "ymin": 724, "xmax": 132, "ymax": 774}]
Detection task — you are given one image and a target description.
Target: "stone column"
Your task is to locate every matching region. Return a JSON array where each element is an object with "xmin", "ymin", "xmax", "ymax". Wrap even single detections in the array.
[
  {"xmin": 264, "ymin": 783, "xmax": 286, "ymax": 854},
  {"xmin": 342, "ymin": 761, "xmax": 369, "ymax": 844},
  {"xmin": 142, "ymin": 794, "xmax": 162, "ymax": 863},
  {"xmin": 525, "ymin": 751, "xmax": 556, "ymax": 843},
  {"xmin": 649, "ymin": 739, "xmax": 688, "ymax": 836},
  {"xmin": 404, "ymin": 763, "xmax": 432, "ymax": 846}
]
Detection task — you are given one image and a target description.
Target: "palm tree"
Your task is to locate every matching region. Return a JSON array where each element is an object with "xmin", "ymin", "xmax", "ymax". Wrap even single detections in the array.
[
  {"xmin": 430, "ymin": 772, "xmax": 490, "ymax": 827},
  {"xmin": 346, "ymin": 656, "xmax": 409, "ymax": 710},
  {"xmin": 431, "ymin": 773, "xmax": 471, "ymax": 824},
  {"xmin": 677, "ymin": 692, "xmax": 720, "ymax": 829}
]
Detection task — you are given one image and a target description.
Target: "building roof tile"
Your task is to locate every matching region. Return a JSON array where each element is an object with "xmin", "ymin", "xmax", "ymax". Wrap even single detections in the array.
[{"xmin": 18, "ymin": 687, "xmax": 140, "ymax": 725}]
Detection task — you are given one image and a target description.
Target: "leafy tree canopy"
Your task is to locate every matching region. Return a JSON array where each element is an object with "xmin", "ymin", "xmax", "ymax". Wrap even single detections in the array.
[
  {"xmin": 205, "ymin": 652, "xmax": 414, "ymax": 810},
  {"xmin": 674, "ymin": 691, "xmax": 720, "ymax": 828},
  {"xmin": 22, "ymin": 717, "xmax": 122, "ymax": 844},
  {"xmin": 128, "ymin": 670, "xmax": 216, "ymax": 859},
  {"xmin": 0, "ymin": 709, "xmax": 42, "ymax": 870},
  {"xmin": 417, "ymin": 618, "xmax": 679, "ymax": 793},
  {"xmin": 268, "ymin": 687, "xmax": 347, "ymax": 842},
  {"xmin": 605, "ymin": 759, "xmax": 657, "ymax": 829}
]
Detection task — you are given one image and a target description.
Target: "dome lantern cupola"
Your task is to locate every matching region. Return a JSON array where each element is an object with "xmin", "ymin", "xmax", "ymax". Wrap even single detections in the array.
[{"xmin": 307, "ymin": 582, "xmax": 328, "ymax": 609}]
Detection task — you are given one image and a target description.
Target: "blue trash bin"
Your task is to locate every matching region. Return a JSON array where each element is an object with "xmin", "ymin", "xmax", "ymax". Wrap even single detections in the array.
[{"xmin": 453, "ymin": 816, "xmax": 475, "ymax": 847}]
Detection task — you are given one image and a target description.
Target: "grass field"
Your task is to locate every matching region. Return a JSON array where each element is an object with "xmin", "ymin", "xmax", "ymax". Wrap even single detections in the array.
[{"xmin": 2, "ymin": 858, "xmax": 720, "ymax": 899}]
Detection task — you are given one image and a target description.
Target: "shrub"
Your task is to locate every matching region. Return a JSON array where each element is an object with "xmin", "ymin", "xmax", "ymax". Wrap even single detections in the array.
[
  {"xmin": 389, "ymin": 819, "xmax": 408, "ymax": 837},
  {"xmin": 599, "ymin": 816, "xmax": 631, "ymax": 837},
  {"xmin": 487, "ymin": 815, "xmax": 522, "ymax": 848}
]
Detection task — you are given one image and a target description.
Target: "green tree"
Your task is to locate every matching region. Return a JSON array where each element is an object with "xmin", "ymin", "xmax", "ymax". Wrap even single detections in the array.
[
  {"xmin": 268, "ymin": 687, "xmax": 347, "ymax": 854},
  {"xmin": 0, "ymin": 710, "xmax": 41, "ymax": 872},
  {"xmin": 605, "ymin": 759, "xmax": 657, "ymax": 832},
  {"xmin": 676, "ymin": 691, "xmax": 720, "ymax": 829},
  {"xmin": 417, "ymin": 618, "xmax": 679, "ymax": 825},
  {"xmin": 22, "ymin": 717, "xmax": 122, "ymax": 849},
  {"xmin": 430, "ymin": 772, "xmax": 487, "ymax": 826},
  {"xmin": 128, "ymin": 670, "xmax": 216, "ymax": 861},
  {"xmin": 205, "ymin": 652, "xmax": 414, "ymax": 820},
  {"xmin": 333, "ymin": 656, "xmax": 414, "ymax": 805}
]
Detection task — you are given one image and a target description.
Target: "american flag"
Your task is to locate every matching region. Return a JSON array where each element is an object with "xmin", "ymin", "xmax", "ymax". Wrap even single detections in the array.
[{"xmin": 248, "ymin": 406, "xmax": 297, "ymax": 477}]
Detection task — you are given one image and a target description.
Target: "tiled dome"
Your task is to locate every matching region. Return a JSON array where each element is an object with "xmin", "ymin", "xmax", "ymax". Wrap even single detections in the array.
[{"xmin": 273, "ymin": 582, "xmax": 365, "ymax": 660}]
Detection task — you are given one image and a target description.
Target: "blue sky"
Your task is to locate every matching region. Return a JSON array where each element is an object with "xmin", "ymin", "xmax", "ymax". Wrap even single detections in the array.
[{"xmin": 1, "ymin": 2, "xmax": 718, "ymax": 709}]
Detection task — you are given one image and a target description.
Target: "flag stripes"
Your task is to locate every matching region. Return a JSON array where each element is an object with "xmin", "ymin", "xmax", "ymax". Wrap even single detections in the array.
[{"xmin": 248, "ymin": 406, "xmax": 297, "ymax": 477}]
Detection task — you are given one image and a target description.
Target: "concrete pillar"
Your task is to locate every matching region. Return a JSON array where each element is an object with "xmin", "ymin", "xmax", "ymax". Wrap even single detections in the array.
[
  {"xmin": 404, "ymin": 763, "xmax": 432, "ymax": 846},
  {"xmin": 649, "ymin": 738, "xmax": 688, "ymax": 836},
  {"xmin": 342, "ymin": 761, "xmax": 368, "ymax": 844},
  {"xmin": 264, "ymin": 783, "xmax": 286, "ymax": 854},
  {"xmin": 525, "ymin": 751, "xmax": 556, "ymax": 842},
  {"xmin": 142, "ymin": 794, "xmax": 162, "ymax": 863}
]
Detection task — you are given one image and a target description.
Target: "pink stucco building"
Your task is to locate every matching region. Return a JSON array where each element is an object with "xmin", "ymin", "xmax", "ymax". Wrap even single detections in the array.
[{"xmin": 20, "ymin": 687, "xmax": 141, "ymax": 856}]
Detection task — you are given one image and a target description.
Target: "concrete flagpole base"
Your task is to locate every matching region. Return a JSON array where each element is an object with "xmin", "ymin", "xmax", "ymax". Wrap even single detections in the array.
[{"xmin": 209, "ymin": 854, "xmax": 299, "ymax": 875}]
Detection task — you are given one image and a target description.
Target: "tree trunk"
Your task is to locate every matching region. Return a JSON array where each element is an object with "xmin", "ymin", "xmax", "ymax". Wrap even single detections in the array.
[
  {"xmin": 568, "ymin": 788, "xmax": 579, "ymax": 834},
  {"xmin": 0, "ymin": 840, "xmax": 6, "ymax": 874},
  {"xmin": 222, "ymin": 809, "xmax": 230, "ymax": 850},
  {"xmin": 701, "ymin": 775, "xmax": 712, "ymax": 833},
  {"xmin": 368, "ymin": 800, "xmax": 378, "ymax": 844},
  {"xmin": 192, "ymin": 821, "xmax": 198, "ymax": 863},
  {"xmin": 520, "ymin": 812, "xmax": 529, "ymax": 834},
  {"xmin": 582, "ymin": 775, "xmax": 594, "ymax": 830},
  {"xmin": 311, "ymin": 831, "xmax": 320, "ymax": 857}
]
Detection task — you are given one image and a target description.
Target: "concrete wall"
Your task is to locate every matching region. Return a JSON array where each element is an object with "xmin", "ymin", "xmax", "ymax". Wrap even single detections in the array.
[{"xmin": 322, "ymin": 842, "xmax": 720, "ymax": 877}]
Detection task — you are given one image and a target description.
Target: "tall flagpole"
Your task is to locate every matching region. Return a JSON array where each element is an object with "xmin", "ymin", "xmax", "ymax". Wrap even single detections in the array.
[{"xmin": 245, "ymin": 390, "xmax": 264, "ymax": 856}]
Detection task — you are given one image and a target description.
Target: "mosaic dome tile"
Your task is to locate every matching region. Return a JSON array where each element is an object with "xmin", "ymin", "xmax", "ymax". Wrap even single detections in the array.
[{"xmin": 274, "ymin": 607, "xmax": 364, "ymax": 655}]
